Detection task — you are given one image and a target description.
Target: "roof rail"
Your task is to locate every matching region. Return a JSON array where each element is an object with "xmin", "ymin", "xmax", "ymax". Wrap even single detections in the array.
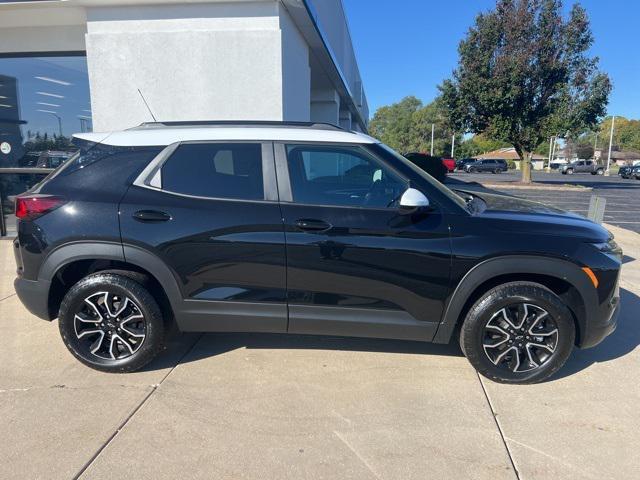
[{"xmin": 128, "ymin": 120, "xmax": 345, "ymax": 131}]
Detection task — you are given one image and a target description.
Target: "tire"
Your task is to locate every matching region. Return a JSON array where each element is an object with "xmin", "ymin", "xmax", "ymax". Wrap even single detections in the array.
[
  {"xmin": 58, "ymin": 273, "xmax": 165, "ymax": 373},
  {"xmin": 467, "ymin": 167, "xmax": 475, "ymax": 173},
  {"xmin": 460, "ymin": 282, "xmax": 575, "ymax": 384},
  {"xmin": 566, "ymin": 169, "xmax": 574, "ymax": 175},
  {"xmin": 596, "ymin": 169, "xmax": 604, "ymax": 175}
]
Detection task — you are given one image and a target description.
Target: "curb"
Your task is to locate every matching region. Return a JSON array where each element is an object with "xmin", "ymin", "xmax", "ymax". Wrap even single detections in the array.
[{"xmin": 480, "ymin": 183, "xmax": 593, "ymax": 192}]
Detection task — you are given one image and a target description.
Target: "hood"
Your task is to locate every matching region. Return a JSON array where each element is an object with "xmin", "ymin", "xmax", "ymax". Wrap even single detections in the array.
[{"xmin": 457, "ymin": 189, "xmax": 610, "ymax": 242}]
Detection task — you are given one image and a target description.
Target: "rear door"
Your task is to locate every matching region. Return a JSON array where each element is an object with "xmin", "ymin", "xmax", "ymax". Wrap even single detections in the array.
[
  {"xmin": 274, "ymin": 142, "xmax": 452, "ymax": 341},
  {"xmin": 119, "ymin": 141, "xmax": 287, "ymax": 333}
]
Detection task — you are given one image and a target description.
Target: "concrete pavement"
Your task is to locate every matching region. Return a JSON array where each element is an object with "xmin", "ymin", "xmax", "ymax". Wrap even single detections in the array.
[{"xmin": 1, "ymin": 223, "xmax": 639, "ymax": 479}]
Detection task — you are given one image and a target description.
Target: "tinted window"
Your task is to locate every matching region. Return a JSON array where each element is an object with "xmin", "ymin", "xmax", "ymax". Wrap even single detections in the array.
[
  {"xmin": 162, "ymin": 143, "xmax": 263, "ymax": 200},
  {"xmin": 286, "ymin": 144, "xmax": 406, "ymax": 208}
]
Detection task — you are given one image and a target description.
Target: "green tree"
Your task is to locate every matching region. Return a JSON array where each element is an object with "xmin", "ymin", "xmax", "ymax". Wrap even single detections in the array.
[
  {"xmin": 439, "ymin": 0, "xmax": 611, "ymax": 183},
  {"xmin": 588, "ymin": 117, "xmax": 640, "ymax": 154},
  {"xmin": 369, "ymin": 96, "xmax": 461, "ymax": 156}
]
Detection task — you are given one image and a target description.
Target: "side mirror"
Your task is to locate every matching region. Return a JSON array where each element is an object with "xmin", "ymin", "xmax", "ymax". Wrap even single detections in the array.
[{"xmin": 399, "ymin": 188, "xmax": 430, "ymax": 212}]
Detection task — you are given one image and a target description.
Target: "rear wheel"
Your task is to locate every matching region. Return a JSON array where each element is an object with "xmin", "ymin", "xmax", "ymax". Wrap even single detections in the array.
[
  {"xmin": 460, "ymin": 282, "xmax": 575, "ymax": 384},
  {"xmin": 58, "ymin": 273, "xmax": 164, "ymax": 373},
  {"xmin": 566, "ymin": 168, "xmax": 574, "ymax": 175},
  {"xmin": 596, "ymin": 168, "xmax": 604, "ymax": 175}
]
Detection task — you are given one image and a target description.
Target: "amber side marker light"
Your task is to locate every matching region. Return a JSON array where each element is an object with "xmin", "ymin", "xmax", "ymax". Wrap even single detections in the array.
[{"xmin": 582, "ymin": 267, "xmax": 599, "ymax": 289}]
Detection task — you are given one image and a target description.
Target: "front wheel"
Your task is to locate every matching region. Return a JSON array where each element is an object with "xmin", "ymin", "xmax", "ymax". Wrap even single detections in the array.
[
  {"xmin": 58, "ymin": 273, "xmax": 165, "ymax": 373},
  {"xmin": 596, "ymin": 169, "xmax": 604, "ymax": 175},
  {"xmin": 467, "ymin": 167, "xmax": 475, "ymax": 173},
  {"xmin": 460, "ymin": 282, "xmax": 575, "ymax": 384},
  {"xmin": 566, "ymin": 169, "xmax": 574, "ymax": 175}
]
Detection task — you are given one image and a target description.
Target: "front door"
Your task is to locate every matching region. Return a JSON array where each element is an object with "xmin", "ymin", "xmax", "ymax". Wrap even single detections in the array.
[
  {"xmin": 275, "ymin": 143, "xmax": 451, "ymax": 342},
  {"xmin": 119, "ymin": 141, "xmax": 287, "ymax": 333}
]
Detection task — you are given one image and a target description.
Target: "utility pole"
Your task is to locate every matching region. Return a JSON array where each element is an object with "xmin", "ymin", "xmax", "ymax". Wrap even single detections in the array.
[
  {"xmin": 546, "ymin": 136, "xmax": 554, "ymax": 171},
  {"xmin": 606, "ymin": 116, "xmax": 615, "ymax": 176},
  {"xmin": 430, "ymin": 124, "xmax": 434, "ymax": 156},
  {"xmin": 550, "ymin": 136, "xmax": 558, "ymax": 168},
  {"xmin": 450, "ymin": 133, "xmax": 455, "ymax": 158}
]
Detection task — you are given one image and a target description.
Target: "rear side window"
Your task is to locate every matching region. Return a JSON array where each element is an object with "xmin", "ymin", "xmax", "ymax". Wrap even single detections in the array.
[{"xmin": 161, "ymin": 143, "xmax": 263, "ymax": 200}]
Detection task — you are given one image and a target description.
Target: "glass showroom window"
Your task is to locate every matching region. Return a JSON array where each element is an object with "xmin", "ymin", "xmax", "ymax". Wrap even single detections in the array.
[{"xmin": 0, "ymin": 54, "xmax": 91, "ymax": 235}]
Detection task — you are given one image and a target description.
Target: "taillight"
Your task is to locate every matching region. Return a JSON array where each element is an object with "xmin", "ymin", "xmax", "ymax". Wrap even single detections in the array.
[{"xmin": 15, "ymin": 195, "xmax": 67, "ymax": 220}]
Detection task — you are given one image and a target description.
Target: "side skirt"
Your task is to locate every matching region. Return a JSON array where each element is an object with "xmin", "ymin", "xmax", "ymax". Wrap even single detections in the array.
[{"xmin": 288, "ymin": 305, "xmax": 438, "ymax": 342}]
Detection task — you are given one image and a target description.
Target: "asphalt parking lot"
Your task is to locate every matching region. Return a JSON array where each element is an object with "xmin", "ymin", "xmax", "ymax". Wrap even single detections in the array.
[{"xmin": 447, "ymin": 170, "xmax": 640, "ymax": 233}]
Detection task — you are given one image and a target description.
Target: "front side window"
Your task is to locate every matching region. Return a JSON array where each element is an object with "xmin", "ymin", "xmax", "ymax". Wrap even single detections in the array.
[
  {"xmin": 286, "ymin": 144, "xmax": 406, "ymax": 208},
  {"xmin": 161, "ymin": 143, "xmax": 263, "ymax": 200}
]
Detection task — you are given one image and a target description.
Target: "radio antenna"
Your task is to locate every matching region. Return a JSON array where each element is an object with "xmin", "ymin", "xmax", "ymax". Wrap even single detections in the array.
[{"xmin": 137, "ymin": 88, "xmax": 157, "ymax": 122}]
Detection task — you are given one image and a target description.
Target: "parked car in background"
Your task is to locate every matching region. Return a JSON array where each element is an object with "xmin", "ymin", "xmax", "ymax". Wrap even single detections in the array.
[
  {"xmin": 619, "ymin": 165, "xmax": 634, "ymax": 179},
  {"xmin": 456, "ymin": 158, "xmax": 477, "ymax": 171},
  {"xmin": 633, "ymin": 166, "xmax": 640, "ymax": 180},
  {"xmin": 441, "ymin": 158, "xmax": 456, "ymax": 173},
  {"xmin": 465, "ymin": 159, "xmax": 508, "ymax": 173},
  {"xmin": 560, "ymin": 160, "xmax": 605, "ymax": 175},
  {"xmin": 18, "ymin": 150, "xmax": 74, "ymax": 169},
  {"xmin": 550, "ymin": 160, "xmax": 568, "ymax": 170},
  {"xmin": 404, "ymin": 152, "xmax": 447, "ymax": 183}
]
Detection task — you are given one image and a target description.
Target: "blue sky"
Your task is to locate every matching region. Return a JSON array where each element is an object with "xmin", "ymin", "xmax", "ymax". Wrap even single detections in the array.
[{"xmin": 344, "ymin": 0, "xmax": 640, "ymax": 120}]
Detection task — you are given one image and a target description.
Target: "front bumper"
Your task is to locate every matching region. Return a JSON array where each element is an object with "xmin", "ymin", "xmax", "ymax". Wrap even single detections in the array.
[
  {"xmin": 14, "ymin": 277, "xmax": 53, "ymax": 321},
  {"xmin": 579, "ymin": 294, "xmax": 620, "ymax": 349}
]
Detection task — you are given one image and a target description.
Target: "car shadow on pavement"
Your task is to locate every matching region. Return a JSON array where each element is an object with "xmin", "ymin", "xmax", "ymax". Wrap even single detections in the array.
[
  {"xmin": 144, "ymin": 288, "xmax": 638, "ymax": 380},
  {"xmin": 142, "ymin": 330, "xmax": 464, "ymax": 372},
  {"xmin": 554, "ymin": 288, "xmax": 640, "ymax": 380}
]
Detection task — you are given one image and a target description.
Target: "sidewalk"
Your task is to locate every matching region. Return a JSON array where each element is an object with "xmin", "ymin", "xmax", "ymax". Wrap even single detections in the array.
[{"xmin": 0, "ymin": 224, "xmax": 638, "ymax": 479}]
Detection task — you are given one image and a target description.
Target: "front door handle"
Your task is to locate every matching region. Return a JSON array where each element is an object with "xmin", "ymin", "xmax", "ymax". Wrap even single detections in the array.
[
  {"xmin": 295, "ymin": 219, "xmax": 332, "ymax": 232},
  {"xmin": 132, "ymin": 210, "xmax": 172, "ymax": 223}
]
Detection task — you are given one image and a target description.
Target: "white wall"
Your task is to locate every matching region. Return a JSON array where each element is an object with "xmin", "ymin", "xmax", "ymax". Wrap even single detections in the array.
[
  {"xmin": 279, "ymin": 5, "xmax": 310, "ymax": 121},
  {"xmin": 0, "ymin": 0, "xmax": 366, "ymax": 131},
  {"xmin": 85, "ymin": 2, "xmax": 286, "ymax": 131}
]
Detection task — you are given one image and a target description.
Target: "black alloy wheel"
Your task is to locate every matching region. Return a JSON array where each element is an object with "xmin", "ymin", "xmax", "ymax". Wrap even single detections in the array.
[
  {"xmin": 460, "ymin": 282, "xmax": 575, "ymax": 384},
  {"xmin": 59, "ymin": 273, "xmax": 165, "ymax": 372}
]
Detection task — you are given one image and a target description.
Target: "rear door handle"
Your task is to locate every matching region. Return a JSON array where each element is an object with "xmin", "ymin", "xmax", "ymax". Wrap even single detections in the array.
[
  {"xmin": 295, "ymin": 219, "xmax": 332, "ymax": 232},
  {"xmin": 132, "ymin": 210, "xmax": 172, "ymax": 223}
]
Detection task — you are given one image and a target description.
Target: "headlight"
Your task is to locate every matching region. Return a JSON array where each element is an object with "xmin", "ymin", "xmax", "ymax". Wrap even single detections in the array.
[{"xmin": 591, "ymin": 235, "xmax": 622, "ymax": 256}]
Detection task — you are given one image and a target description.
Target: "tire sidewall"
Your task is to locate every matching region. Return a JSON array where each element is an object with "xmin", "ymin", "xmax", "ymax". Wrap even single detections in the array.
[
  {"xmin": 58, "ymin": 274, "xmax": 164, "ymax": 372},
  {"xmin": 461, "ymin": 284, "xmax": 575, "ymax": 384}
]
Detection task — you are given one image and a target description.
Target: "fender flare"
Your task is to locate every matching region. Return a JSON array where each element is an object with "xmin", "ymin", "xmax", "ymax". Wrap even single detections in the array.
[
  {"xmin": 39, "ymin": 241, "xmax": 184, "ymax": 316},
  {"xmin": 432, "ymin": 255, "xmax": 596, "ymax": 344},
  {"xmin": 39, "ymin": 241, "xmax": 125, "ymax": 282}
]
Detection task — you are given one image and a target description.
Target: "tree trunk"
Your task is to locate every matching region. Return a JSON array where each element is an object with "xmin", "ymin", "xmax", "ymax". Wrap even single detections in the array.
[{"xmin": 521, "ymin": 151, "xmax": 532, "ymax": 184}]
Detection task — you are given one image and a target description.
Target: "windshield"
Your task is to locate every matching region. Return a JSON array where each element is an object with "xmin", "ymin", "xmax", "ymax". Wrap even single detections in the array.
[{"xmin": 375, "ymin": 143, "xmax": 469, "ymax": 211}]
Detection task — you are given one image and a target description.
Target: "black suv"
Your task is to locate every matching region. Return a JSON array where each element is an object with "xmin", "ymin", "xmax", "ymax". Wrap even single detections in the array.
[
  {"xmin": 13, "ymin": 122, "xmax": 621, "ymax": 384},
  {"xmin": 456, "ymin": 158, "xmax": 477, "ymax": 171},
  {"xmin": 465, "ymin": 159, "xmax": 508, "ymax": 173}
]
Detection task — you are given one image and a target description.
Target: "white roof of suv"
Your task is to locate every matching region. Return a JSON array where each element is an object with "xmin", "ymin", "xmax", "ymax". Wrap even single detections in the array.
[{"xmin": 73, "ymin": 122, "xmax": 378, "ymax": 147}]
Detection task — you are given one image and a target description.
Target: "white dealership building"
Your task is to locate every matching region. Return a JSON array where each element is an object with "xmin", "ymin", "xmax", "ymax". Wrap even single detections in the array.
[{"xmin": 0, "ymin": 0, "xmax": 368, "ymax": 146}]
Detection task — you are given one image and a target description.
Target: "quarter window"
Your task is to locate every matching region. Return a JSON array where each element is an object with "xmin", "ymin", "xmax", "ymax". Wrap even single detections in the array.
[
  {"xmin": 285, "ymin": 144, "xmax": 406, "ymax": 208},
  {"xmin": 161, "ymin": 143, "xmax": 264, "ymax": 200}
]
